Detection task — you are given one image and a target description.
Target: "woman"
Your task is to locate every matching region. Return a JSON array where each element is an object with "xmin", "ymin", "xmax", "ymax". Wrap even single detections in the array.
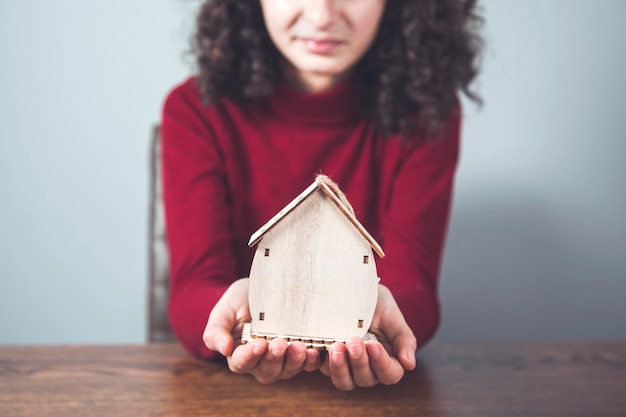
[{"xmin": 161, "ymin": 0, "xmax": 482, "ymax": 390}]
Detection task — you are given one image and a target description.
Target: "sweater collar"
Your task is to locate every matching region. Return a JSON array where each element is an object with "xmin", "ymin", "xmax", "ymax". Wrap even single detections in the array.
[{"xmin": 267, "ymin": 78, "xmax": 361, "ymax": 125}]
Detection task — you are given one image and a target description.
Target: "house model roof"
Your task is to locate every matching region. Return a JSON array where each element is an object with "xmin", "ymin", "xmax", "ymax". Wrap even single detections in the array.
[{"xmin": 248, "ymin": 175, "xmax": 385, "ymax": 258}]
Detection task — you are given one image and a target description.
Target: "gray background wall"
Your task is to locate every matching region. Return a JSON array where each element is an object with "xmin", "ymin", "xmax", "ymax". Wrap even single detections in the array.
[
  {"xmin": 438, "ymin": 0, "xmax": 626, "ymax": 341},
  {"xmin": 1, "ymin": 0, "xmax": 624, "ymax": 345}
]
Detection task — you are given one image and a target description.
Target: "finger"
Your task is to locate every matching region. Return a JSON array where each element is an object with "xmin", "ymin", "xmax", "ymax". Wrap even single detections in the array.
[
  {"xmin": 365, "ymin": 340, "xmax": 405, "ymax": 385},
  {"xmin": 379, "ymin": 319, "xmax": 416, "ymax": 371},
  {"xmin": 319, "ymin": 352, "xmax": 330, "ymax": 376},
  {"xmin": 253, "ymin": 338, "xmax": 289, "ymax": 384},
  {"xmin": 279, "ymin": 342, "xmax": 307, "ymax": 379},
  {"xmin": 227, "ymin": 339, "xmax": 267, "ymax": 374},
  {"xmin": 328, "ymin": 343, "xmax": 356, "ymax": 391},
  {"xmin": 345, "ymin": 337, "xmax": 378, "ymax": 387},
  {"xmin": 303, "ymin": 349, "xmax": 322, "ymax": 372},
  {"xmin": 203, "ymin": 281, "xmax": 251, "ymax": 356},
  {"xmin": 374, "ymin": 287, "xmax": 417, "ymax": 370},
  {"xmin": 393, "ymin": 332, "xmax": 417, "ymax": 370},
  {"xmin": 203, "ymin": 310, "xmax": 238, "ymax": 356}
]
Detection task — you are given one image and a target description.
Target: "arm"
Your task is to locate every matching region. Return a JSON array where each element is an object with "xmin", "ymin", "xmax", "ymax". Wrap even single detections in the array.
[
  {"xmin": 161, "ymin": 80, "xmax": 236, "ymax": 359},
  {"xmin": 378, "ymin": 108, "xmax": 461, "ymax": 347},
  {"xmin": 163, "ymin": 82, "xmax": 322, "ymax": 376},
  {"xmin": 162, "ymin": 82, "xmax": 323, "ymax": 376},
  {"xmin": 320, "ymin": 109, "xmax": 461, "ymax": 390}
]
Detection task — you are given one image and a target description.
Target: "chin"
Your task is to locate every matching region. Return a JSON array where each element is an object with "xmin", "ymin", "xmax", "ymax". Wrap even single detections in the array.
[
  {"xmin": 292, "ymin": 52, "xmax": 344, "ymax": 70},
  {"xmin": 302, "ymin": 63, "xmax": 351, "ymax": 78}
]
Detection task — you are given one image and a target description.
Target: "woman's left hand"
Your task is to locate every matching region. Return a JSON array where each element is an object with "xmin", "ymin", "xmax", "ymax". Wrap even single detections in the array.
[{"xmin": 319, "ymin": 284, "xmax": 417, "ymax": 390}]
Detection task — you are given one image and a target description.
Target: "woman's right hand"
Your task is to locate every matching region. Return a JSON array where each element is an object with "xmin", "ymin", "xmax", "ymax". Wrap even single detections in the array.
[{"xmin": 203, "ymin": 278, "xmax": 322, "ymax": 383}]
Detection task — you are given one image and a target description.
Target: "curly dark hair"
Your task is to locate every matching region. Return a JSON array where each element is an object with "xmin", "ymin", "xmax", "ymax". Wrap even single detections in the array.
[{"xmin": 194, "ymin": 0, "xmax": 482, "ymax": 137}]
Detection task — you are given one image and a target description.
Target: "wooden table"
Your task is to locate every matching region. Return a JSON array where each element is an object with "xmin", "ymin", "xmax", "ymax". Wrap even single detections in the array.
[{"xmin": 1, "ymin": 341, "xmax": 625, "ymax": 416}]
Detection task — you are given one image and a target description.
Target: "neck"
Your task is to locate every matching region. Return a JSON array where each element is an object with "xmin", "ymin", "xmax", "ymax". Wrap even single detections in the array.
[{"xmin": 268, "ymin": 75, "xmax": 360, "ymax": 125}]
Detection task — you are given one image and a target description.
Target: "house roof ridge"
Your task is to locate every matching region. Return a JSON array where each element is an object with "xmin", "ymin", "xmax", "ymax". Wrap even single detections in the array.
[
  {"xmin": 248, "ymin": 176, "xmax": 385, "ymax": 258},
  {"xmin": 314, "ymin": 174, "xmax": 355, "ymax": 215}
]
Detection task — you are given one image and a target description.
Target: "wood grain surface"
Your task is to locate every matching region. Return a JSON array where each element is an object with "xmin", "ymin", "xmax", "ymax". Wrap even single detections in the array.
[{"xmin": 1, "ymin": 341, "xmax": 625, "ymax": 417}]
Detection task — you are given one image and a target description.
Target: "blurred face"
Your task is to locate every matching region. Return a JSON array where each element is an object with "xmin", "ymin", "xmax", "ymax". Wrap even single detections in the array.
[{"xmin": 260, "ymin": 0, "xmax": 387, "ymax": 92}]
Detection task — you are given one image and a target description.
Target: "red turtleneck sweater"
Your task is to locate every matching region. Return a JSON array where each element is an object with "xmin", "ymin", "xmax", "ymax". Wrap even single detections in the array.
[{"xmin": 161, "ymin": 77, "xmax": 460, "ymax": 359}]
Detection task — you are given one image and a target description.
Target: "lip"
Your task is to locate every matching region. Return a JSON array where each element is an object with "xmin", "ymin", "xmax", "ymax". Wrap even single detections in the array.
[{"xmin": 300, "ymin": 38, "xmax": 343, "ymax": 55}]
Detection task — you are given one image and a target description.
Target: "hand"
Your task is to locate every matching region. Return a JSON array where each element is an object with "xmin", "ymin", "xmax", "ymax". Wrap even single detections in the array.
[
  {"xmin": 319, "ymin": 284, "xmax": 417, "ymax": 390},
  {"xmin": 203, "ymin": 278, "xmax": 322, "ymax": 383}
]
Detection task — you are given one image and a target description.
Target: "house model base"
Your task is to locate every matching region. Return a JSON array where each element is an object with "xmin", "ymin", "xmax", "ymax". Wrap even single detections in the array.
[
  {"xmin": 242, "ymin": 175, "xmax": 385, "ymax": 351},
  {"xmin": 241, "ymin": 323, "xmax": 378, "ymax": 351}
]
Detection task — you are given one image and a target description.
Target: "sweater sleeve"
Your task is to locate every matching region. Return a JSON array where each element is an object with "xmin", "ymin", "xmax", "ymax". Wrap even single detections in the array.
[
  {"xmin": 377, "ymin": 109, "xmax": 461, "ymax": 350},
  {"xmin": 160, "ymin": 80, "xmax": 237, "ymax": 359}
]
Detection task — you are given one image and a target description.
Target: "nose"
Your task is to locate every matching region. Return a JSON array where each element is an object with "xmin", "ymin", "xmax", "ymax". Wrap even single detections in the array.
[{"xmin": 304, "ymin": 0, "xmax": 338, "ymax": 29}]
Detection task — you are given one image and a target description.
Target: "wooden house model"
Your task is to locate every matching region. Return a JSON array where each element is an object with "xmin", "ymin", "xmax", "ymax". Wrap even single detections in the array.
[{"xmin": 241, "ymin": 175, "xmax": 385, "ymax": 350}]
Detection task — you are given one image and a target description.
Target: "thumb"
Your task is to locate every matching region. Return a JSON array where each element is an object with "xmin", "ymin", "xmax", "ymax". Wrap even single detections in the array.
[
  {"xmin": 203, "ymin": 296, "xmax": 238, "ymax": 357},
  {"xmin": 202, "ymin": 278, "xmax": 251, "ymax": 357},
  {"xmin": 375, "ymin": 287, "xmax": 418, "ymax": 370}
]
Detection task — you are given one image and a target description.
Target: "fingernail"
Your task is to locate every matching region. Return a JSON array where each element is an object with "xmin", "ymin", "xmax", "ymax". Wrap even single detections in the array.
[
  {"xmin": 331, "ymin": 349, "xmax": 346, "ymax": 366},
  {"xmin": 294, "ymin": 349, "xmax": 306, "ymax": 362},
  {"xmin": 215, "ymin": 337, "xmax": 226, "ymax": 354},
  {"xmin": 252, "ymin": 342, "xmax": 265, "ymax": 356},
  {"xmin": 269, "ymin": 345, "xmax": 285, "ymax": 359},
  {"xmin": 407, "ymin": 349, "xmax": 416, "ymax": 365},
  {"xmin": 347, "ymin": 342, "xmax": 363, "ymax": 357},
  {"xmin": 369, "ymin": 343, "xmax": 381, "ymax": 360}
]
